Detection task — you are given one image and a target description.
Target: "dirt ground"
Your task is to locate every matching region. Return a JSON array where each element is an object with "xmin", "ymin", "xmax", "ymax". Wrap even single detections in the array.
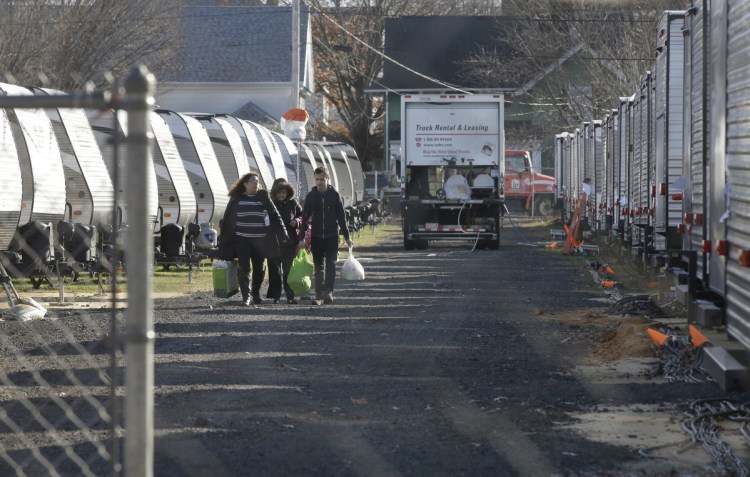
[{"xmin": 2, "ymin": 221, "xmax": 749, "ymax": 476}]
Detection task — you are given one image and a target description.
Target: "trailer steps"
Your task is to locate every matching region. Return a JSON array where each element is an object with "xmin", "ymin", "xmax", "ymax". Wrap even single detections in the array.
[
  {"xmin": 690, "ymin": 300, "xmax": 723, "ymax": 328},
  {"xmin": 549, "ymin": 229, "xmax": 566, "ymax": 240},
  {"xmin": 702, "ymin": 346, "xmax": 750, "ymax": 392},
  {"xmin": 579, "ymin": 244, "xmax": 599, "ymax": 256}
]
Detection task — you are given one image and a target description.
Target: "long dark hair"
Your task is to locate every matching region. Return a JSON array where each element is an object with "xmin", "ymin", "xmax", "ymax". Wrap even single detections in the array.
[{"xmin": 228, "ymin": 172, "xmax": 260, "ymax": 196}]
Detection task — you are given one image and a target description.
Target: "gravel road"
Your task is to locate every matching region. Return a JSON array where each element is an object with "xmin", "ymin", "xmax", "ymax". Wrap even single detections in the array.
[{"xmin": 2, "ymin": 224, "xmax": 748, "ymax": 476}]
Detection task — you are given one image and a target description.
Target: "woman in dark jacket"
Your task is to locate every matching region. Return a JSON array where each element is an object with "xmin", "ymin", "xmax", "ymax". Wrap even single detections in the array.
[
  {"xmin": 266, "ymin": 178, "xmax": 302, "ymax": 304},
  {"xmin": 218, "ymin": 173, "xmax": 288, "ymax": 306}
]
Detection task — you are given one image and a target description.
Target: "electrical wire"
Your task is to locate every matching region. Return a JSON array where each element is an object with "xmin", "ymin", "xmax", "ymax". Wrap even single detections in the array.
[
  {"xmin": 456, "ymin": 194, "xmax": 482, "ymax": 253},
  {"xmin": 308, "ymin": 3, "xmax": 473, "ymax": 95},
  {"xmin": 501, "ymin": 203, "xmax": 540, "ymax": 246}
]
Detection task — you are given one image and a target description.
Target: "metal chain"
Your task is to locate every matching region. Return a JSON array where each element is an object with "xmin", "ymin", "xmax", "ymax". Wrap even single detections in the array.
[{"xmin": 682, "ymin": 399, "xmax": 750, "ymax": 477}]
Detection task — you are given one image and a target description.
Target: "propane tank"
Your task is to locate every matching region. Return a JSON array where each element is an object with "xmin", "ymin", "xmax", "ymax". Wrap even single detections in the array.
[{"xmin": 194, "ymin": 223, "xmax": 217, "ymax": 250}]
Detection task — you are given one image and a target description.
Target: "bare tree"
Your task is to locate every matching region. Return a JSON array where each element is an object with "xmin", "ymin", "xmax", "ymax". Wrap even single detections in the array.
[
  {"xmin": 457, "ymin": 0, "xmax": 688, "ymax": 139},
  {"xmin": 308, "ymin": 0, "xmax": 502, "ymax": 169},
  {"xmin": 0, "ymin": 0, "xmax": 185, "ymax": 90}
]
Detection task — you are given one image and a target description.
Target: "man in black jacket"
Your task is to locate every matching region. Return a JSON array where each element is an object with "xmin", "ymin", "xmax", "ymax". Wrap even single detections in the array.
[{"xmin": 300, "ymin": 166, "xmax": 352, "ymax": 305}]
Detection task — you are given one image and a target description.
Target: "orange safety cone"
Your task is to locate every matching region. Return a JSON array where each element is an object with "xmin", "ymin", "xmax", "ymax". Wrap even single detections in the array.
[
  {"xmin": 605, "ymin": 266, "xmax": 614, "ymax": 275},
  {"xmin": 689, "ymin": 325, "xmax": 710, "ymax": 347},
  {"xmin": 647, "ymin": 328, "xmax": 671, "ymax": 346}
]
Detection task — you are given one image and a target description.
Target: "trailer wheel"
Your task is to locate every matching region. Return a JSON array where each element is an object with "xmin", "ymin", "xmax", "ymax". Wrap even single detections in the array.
[
  {"xmin": 487, "ymin": 238, "xmax": 499, "ymax": 250},
  {"xmin": 404, "ymin": 238, "xmax": 415, "ymax": 250},
  {"xmin": 415, "ymin": 239, "xmax": 429, "ymax": 250},
  {"xmin": 535, "ymin": 197, "xmax": 554, "ymax": 216}
]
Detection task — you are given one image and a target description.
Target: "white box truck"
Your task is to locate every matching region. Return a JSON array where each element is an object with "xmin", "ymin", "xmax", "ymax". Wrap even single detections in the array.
[{"xmin": 400, "ymin": 94, "xmax": 505, "ymax": 250}]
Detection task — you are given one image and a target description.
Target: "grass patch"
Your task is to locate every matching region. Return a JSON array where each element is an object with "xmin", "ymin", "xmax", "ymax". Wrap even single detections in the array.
[{"xmin": 8, "ymin": 225, "xmax": 398, "ymax": 298}]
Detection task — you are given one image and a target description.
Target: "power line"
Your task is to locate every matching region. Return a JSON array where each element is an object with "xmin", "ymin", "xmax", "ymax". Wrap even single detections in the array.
[
  {"xmin": 387, "ymin": 47, "xmax": 654, "ymax": 62},
  {"xmin": 0, "ymin": 4, "xmax": 669, "ymax": 27},
  {"xmin": 0, "ymin": 6, "xmax": 298, "ymax": 27},
  {"xmin": 308, "ymin": 3, "xmax": 472, "ymax": 95}
]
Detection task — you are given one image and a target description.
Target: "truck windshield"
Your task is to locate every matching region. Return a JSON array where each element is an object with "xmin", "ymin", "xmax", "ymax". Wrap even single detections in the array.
[{"xmin": 505, "ymin": 155, "xmax": 528, "ymax": 173}]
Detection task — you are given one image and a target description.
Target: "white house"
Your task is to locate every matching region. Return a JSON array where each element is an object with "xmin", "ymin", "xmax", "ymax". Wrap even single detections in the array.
[{"xmin": 156, "ymin": 5, "xmax": 314, "ymax": 126}]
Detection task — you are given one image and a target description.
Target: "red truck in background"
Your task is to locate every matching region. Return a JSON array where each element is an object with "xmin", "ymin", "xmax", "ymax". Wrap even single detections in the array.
[{"xmin": 503, "ymin": 150, "xmax": 557, "ymax": 216}]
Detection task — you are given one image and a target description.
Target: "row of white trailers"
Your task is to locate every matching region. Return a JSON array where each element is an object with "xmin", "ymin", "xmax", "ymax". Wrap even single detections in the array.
[
  {"xmin": 554, "ymin": 2, "xmax": 750, "ymax": 381},
  {"xmin": 0, "ymin": 82, "xmax": 365, "ymax": 257}
]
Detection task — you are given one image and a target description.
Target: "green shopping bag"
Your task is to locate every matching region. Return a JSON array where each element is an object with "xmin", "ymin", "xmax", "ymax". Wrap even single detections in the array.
[{"xmin": 288, "ymin": 249, "xmax": 314, "ymax": 295}]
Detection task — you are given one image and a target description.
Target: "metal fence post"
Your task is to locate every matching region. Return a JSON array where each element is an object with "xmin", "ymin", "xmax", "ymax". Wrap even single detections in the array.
[{"xmin": 124, "ymin": 65, "xmax": 156, "ymax": 477}]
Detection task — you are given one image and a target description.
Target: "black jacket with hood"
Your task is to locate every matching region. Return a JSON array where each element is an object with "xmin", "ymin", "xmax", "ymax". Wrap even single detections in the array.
[
  {"xmin": 299, "ymin": 185, "xmax": 350, "ymax": 241},
  {"xmin": 218, "ymin": 189, "xmax": 288, "ymax": 261},
  {"xmin": 268, "ymin": 182, "xmax": 302, "ymax": 256}
]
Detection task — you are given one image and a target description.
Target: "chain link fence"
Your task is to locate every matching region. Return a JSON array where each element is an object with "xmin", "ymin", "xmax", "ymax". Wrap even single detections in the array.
[
  {"xmin": 364, "ymin": 171, "xmax": 401, "ymax": 220},
  {"xmin": 0, "ymin": 67, "xmax": 155, "ymax": 476},
  {"xmin": 503, "ymin": 188, "xmax": 557, "ymax": 220}
]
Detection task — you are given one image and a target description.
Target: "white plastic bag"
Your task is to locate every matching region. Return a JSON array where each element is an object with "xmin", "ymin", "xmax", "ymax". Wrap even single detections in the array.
[
  {"xmin": 341, "ymin": 247, "xmax": 365, "ymax": 281},
  {"xmin": 4, "ymin": 298, "xmax": 47, "ymax": 321}
]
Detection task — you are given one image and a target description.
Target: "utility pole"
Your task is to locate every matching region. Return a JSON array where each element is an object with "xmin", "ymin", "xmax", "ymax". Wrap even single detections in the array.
[
  {"xmin": 290, "ymin": 0, "xmax": 300, "ymax": 110},
  {"xmin": 291, "ymin": 0, "xmax": 302, "ymax": 192}
]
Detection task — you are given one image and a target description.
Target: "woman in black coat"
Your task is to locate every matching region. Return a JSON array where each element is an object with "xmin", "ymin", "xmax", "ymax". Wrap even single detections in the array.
[
  {"xmin": 218, "ymin": 173, "xmax": 288, "ymax": 306},
  {"xmin": 266, "ymin": 178, "xmax": 302, "ymax": 304}
]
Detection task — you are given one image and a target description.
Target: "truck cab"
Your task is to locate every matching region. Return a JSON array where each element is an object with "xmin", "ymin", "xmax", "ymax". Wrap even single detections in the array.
[{"xmin": 503, "ymin": 150, "xmax": 556, "ymax": 216}]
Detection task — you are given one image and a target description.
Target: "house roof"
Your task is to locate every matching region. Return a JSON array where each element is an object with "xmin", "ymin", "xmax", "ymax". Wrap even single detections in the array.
[
  {"xmin": 167, "ymin": 6, "xmax": 310, "ymax": 83},
  {"xmin": 232, "ymin": 100, "xmax": 278, "ymax": 126},
  {"xmin": 374, "ymin": 16, "xmax": 514, "ymax": 92}
]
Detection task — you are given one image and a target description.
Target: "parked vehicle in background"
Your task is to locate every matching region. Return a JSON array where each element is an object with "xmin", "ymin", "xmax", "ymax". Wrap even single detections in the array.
[
  {"xmin": 503, "ymin": 149, "xmax": 557, "ymax": 216},
  {"xmin": 400, "ymin": 94, "xmax": 505, "ymax": 250}
]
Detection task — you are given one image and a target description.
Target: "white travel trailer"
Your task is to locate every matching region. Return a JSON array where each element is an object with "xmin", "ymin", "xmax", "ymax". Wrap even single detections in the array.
[
  {"xmin": 0, "ymin": 83, "xmax": 67, "ymax": 227},
  {"xmin": 306, "ymin": 143, "xmax": 339, "ymax": 192},
  {"xmin": 30, "ymin": 87, "xmax": 115, "ymax": 230},
  {"xmin": 271, "ymin": 131, "xmax": 300, "ymax": 187},
  {"xmin": 320, "ymin": 142, "xmax": 355, "ymax": 207},
  {"xmin": 245, "ymin": 121, "xmax": 287, "ymax": 182},
  {"xmin": 0, "ymin": 109, "xmax": 23, "ymax": 251},
  {"xmin": 193, "ymin": 114, "xmax": 250, "ymax": 190},
  {"xmin": 157, "ymin": 110, "xmax": 228, "ymax": 230},
  {"xmin": 296, "ymin": 143, "xmax": 319, "ymax": 197},
  {"xmin": 221, "ymin": 116, "xmax": 274, "ymax": 189},
  {"xmin": 150, "ymin": 112, "xmax": 197, "ymax": 232},
  {"xmin": 86, "ymin": 108, "xmax": 159, "ymax": 229},
  {"xmin": 336, "ymin": 143, "xmax": 365, "ymax": 204}
]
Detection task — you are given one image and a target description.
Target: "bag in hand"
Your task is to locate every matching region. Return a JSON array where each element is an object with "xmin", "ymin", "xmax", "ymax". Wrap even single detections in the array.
[
  {"xmin": 213, "ymin": 260, "xmax": 239, "ymax": 298},
  {"xmin": 288, "ymin": 248, "xmax": 314, "ymax": 294},
  {"xmin": 340, "ymin": 247, "xmax": 365, "ymax": 281}
]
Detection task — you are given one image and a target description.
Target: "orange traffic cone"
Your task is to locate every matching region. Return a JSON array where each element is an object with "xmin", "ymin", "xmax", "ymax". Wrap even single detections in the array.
[
  {"xmin": 605, "ymin": 266, "xmax": 614, "ymax": 275},
  {"xmin": 689, "ymin": 325, "xmax": 710, "ymax": 347},
  {"xmin": 647, "ymin": 328, "xmax": 671, "ymax": 346}
]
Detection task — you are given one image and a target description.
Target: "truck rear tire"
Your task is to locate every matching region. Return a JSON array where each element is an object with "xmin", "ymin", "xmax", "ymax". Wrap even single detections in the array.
[
  {"xmin": 404, "ymin": 238, "xmax": 415, "ymax": 250},
  {"xmin": 415, "ymin": 239, "xmax": 429, "ymax": 250},
  {"xmin": 535, "ymin": 197, "xmax": 554, "ymax": 216}
]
